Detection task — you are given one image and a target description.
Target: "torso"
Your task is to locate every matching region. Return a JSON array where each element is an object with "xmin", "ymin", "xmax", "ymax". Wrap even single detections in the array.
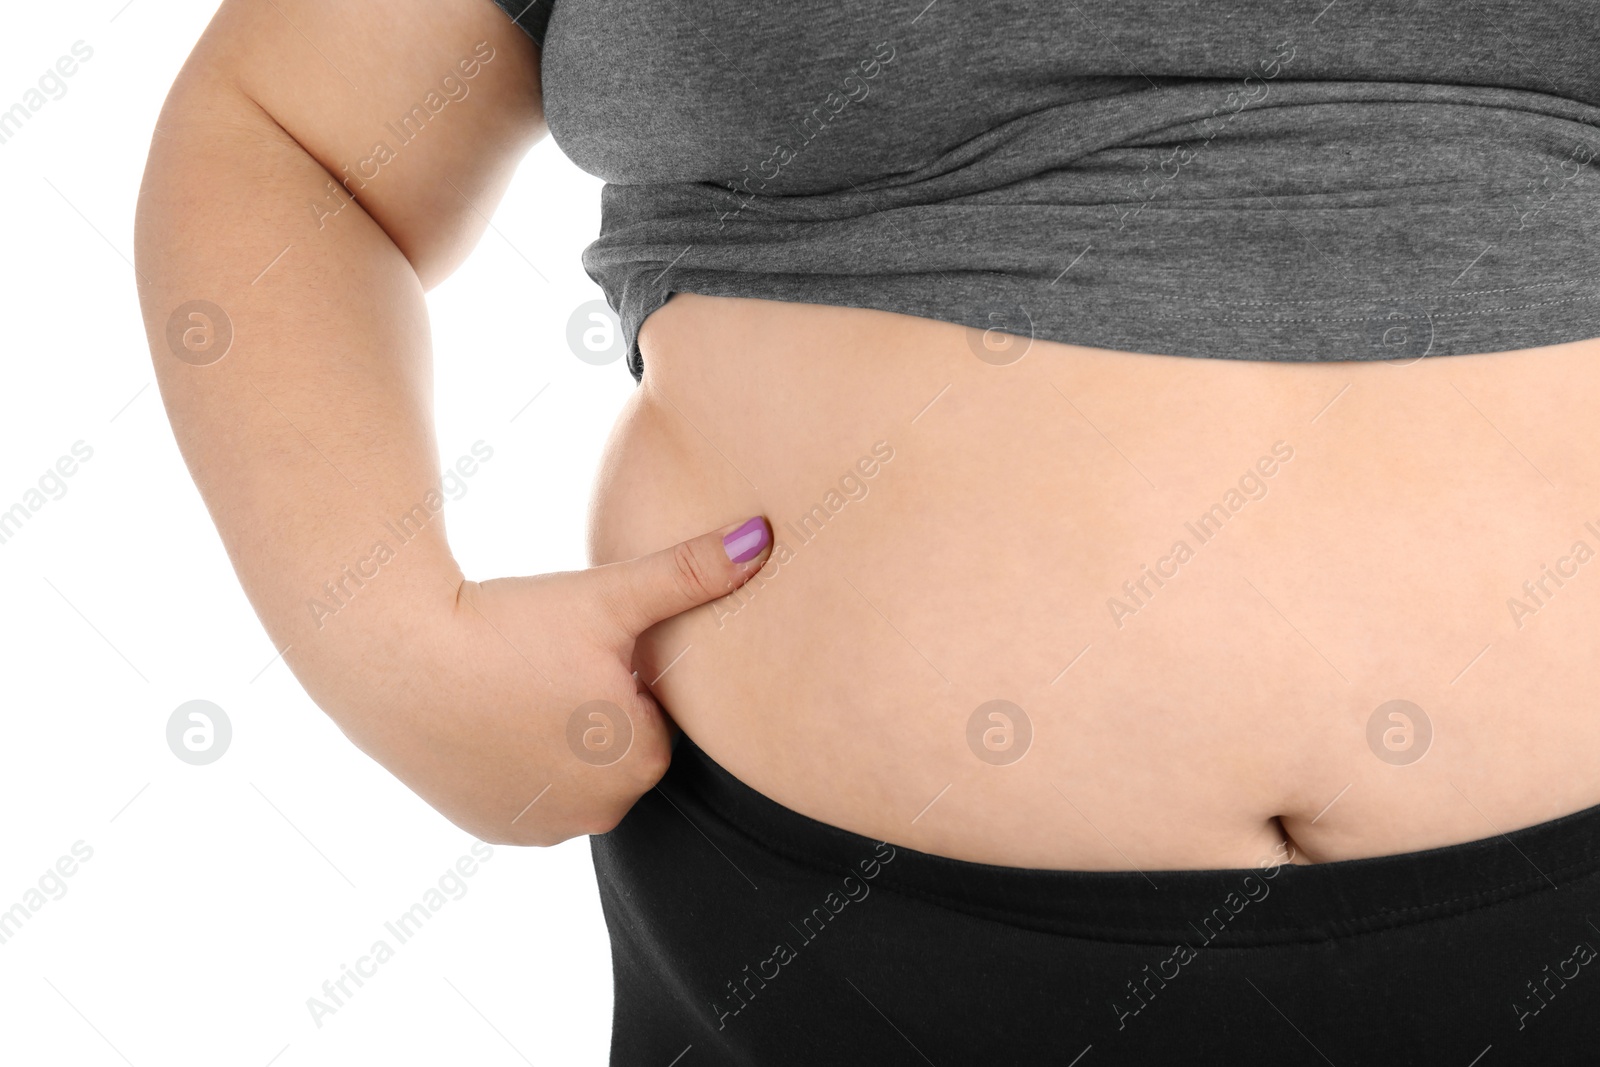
[{"xmin": 587, "ymin": 292, "xmax": 1600, "ymax": 870}]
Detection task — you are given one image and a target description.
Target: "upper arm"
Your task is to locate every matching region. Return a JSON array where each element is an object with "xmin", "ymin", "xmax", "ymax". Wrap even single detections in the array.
[{"xmin": 168, "ymin": 0, "xmax": 547, "ymax": 288}]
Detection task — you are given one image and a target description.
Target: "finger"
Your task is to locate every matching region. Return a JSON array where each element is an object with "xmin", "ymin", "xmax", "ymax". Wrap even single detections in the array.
[{"xmin": 592, "ymin": 515, "xmax": 772, "ymax": 635}]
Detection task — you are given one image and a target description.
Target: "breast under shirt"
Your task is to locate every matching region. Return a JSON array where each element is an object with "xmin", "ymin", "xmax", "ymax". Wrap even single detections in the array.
[{"xmin": 491, "ymin": 0, "xmax": 1600, "ymax": 383}]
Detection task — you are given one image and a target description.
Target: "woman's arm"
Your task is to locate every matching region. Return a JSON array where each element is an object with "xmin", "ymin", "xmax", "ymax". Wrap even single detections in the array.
[
  {"xmin": 134, "ymin": 0, "xmax": 771, "ymax": 844},
  {"xmin": 135, "ymin": 0, "xmax": 542, "ymax": 727}
]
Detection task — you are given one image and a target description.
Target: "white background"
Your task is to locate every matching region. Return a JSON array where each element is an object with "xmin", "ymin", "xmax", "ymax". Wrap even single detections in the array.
[{"xmin": 0, "ymin": 2, "xmax": 630, "ymax": 1063}]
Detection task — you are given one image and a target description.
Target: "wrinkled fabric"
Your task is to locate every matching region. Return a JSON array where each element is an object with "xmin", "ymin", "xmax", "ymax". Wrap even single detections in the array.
[{"xmin": 492, "ymin": 0, "xmax": 1600, "ymax": 381}]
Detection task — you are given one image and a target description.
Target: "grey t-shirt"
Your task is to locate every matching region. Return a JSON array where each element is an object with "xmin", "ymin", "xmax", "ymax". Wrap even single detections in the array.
[{"xmin": 493, "ymin": 0, "xmax": 1600, "ymax": 382}]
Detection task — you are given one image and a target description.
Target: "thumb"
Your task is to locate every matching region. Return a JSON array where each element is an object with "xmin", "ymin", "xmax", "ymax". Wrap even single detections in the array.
[{"xmin": 596, "ymin": 515, "xmax": 773, "ymax": 635}]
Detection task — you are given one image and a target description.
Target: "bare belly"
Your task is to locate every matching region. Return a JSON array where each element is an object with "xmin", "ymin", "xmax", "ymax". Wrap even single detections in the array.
[{"xmin": 586, "ymin": 292, "xmax": 1600, "ymax": 870}]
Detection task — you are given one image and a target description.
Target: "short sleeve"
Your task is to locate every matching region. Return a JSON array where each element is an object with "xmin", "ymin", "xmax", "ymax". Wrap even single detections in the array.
[{"xmin": 488, "ymin": 0, "xmax": 554, "ymax": 49}]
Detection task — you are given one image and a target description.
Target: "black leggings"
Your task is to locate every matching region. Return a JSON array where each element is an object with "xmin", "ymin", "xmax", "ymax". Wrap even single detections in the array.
[{"xmin": 591, "ymin": 734, "xmax": 1600, "ymax": 1065}]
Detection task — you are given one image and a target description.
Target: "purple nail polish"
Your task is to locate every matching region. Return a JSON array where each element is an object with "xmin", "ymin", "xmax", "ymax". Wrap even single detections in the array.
[{"xmin": 723, "ymin": 517, "xmax": 769, "ymax": 563}]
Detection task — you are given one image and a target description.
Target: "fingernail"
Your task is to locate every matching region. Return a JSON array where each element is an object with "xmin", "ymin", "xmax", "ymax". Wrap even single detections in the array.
[{"xmin": 722, "ymin": 516, "xmax": 770, "ymax": 563}]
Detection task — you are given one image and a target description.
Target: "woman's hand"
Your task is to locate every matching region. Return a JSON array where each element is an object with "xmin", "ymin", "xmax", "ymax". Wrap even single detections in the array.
[
  {"xmin": 338, "ymin": 517, "xmax": 773, "ymax": 846},
  {"xmin": 134, "ymin": 0, "xmax": 762, "ymax": 848}
]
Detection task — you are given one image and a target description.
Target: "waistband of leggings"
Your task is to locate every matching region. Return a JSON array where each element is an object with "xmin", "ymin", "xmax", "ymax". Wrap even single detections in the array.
[{"xmin": 669, "ymin": 734, "xmax": 1600, "ymax": 946}]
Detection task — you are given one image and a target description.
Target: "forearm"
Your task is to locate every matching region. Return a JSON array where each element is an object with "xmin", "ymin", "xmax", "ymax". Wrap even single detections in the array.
[{"xmin": 134, "ymin": 69, "xmax": 462, "ymax": 734}]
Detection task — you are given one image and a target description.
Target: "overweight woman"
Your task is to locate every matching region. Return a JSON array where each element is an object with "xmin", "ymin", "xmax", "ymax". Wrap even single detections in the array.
[{"xmin": 134, "ymin": 0, "xmax": 1600, "ymax": 1061}]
